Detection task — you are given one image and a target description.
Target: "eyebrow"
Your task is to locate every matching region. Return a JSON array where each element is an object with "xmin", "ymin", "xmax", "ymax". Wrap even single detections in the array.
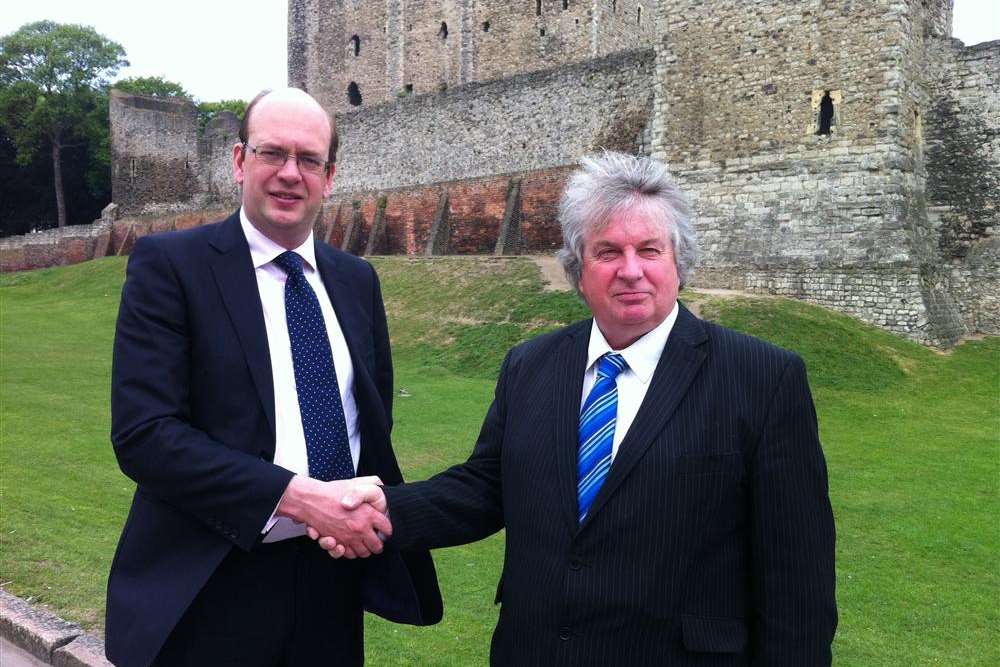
[{"xmin": 592, "ymin": 238, "xmax": 665, "ymax": 249}]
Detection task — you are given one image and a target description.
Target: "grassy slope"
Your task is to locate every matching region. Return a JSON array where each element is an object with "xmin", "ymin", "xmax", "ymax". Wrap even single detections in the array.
[{"xmin": 1, "ymin": 257, "xmax": 996, "ymax": 665}]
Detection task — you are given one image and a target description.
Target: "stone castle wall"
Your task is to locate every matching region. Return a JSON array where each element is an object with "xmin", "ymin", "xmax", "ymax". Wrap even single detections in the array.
[
  {"xmin": 109, "ymin": 91, "xmax": 241, "ymax": 217},
  {"xmin": 925, "ymin": 39, "xmax": 1000, "ymax": 334},
  {"xmin": 8, "ymin": 0, "xmax": 996, "ymax": 349},
  {"xmin": 289, "ymin": 0, "xmax": 656, "ymax": 115},
  {"xmin": 109, "ymin": 91, "xmax": 202, "ymax": 215},
  {"xmin": 644, "ymin": 0, "xmax": 986, "ymax": 346},
  {"xmin": 200, "ymin": 112, "xmax": 242, "ymax": 206},
  {"xmin": 332, "ymin": 49, "xmax": 655, "ymax": 195}
]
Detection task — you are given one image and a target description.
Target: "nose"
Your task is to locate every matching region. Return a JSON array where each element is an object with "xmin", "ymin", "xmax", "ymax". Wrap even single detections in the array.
[
  {"xmin": 276, "ymin": 155, "xmax": 303, "ymax": 182},
  {"xmin": 617, "ymin": 249, "xmax": 643, "ymax": 281}
]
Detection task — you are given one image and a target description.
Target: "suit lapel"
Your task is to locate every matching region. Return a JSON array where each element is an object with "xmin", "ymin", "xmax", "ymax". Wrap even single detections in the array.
[
  {"xmin": 553, "ymin": 323, "xmax": 591, "ymax": 533},
  {"xmin": 208, "ymin": 214, "xmax": 276, "ymax": 440},
  {"xmin": 580, "ymin": 305, "xmax": 708, "ymax": 530}
]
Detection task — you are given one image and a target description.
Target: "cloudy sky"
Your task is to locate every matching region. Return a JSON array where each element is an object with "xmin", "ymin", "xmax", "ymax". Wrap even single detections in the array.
[{"xmin": 1, "ymin": 1, "xmax": 997, "ymax": 102}]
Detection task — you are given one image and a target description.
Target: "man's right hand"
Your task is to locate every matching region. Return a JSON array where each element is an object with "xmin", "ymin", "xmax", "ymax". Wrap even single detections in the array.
[
  {"xmin": 310, "ymin": 484, "xmax": 388, "ymax": 559},
  {"xmin": 275, "ymin": 475, "xmax": 391, "ymax": 559}
]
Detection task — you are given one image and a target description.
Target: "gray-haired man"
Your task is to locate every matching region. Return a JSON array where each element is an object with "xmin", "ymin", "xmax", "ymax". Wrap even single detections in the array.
[{"xmin": 325, "ymin": 152, "xmax": 837, "ymax": 666}]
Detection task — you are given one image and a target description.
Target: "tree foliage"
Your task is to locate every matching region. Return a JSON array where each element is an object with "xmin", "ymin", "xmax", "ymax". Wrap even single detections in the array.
[
  {"xmin": 0, "ymin": 21, "xmax": 127, "ymax": 229},
  {"xmin": 0, "ymin": 22, "xmax": 247, "ymax": 237},
  {"xmin": 197, "ymin": 98, "xmax": 247, "ymax": 133},
  {"xmin": 113, "ymin": 75, "xmax": 191, "ymax": 99}
]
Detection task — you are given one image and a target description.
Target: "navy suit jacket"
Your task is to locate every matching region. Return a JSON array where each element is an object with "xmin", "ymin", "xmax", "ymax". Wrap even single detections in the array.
[
  {"xmin": 106, "ymin": 212, "xmax": 441, "ymax": 667},
  {"xmin": 386, "ymin": 306, "xmax": 837, "ymax": 666}
]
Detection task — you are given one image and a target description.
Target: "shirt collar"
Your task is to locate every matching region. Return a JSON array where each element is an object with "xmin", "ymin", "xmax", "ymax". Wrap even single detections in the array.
[
  {"xmin": 239, "ymin": 208, "xmax": 318, "ymax": 273},
  {"xmin": 586, "ymin": 302, "xmax": 679, "ymax": 385}
]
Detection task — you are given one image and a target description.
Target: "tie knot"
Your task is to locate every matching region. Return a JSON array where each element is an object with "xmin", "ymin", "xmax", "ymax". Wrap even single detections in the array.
[
  {"xmin": 273, "ymin": 251, "xmax": 305, "ymax": 278},
  {"xmin": 597, "ymin": 353, "xmax": 627, "ymax": 381}
]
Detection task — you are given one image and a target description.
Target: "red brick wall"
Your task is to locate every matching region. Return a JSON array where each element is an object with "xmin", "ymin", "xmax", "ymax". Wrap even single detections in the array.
[
  {"xmin": 1, "ymin": 165, "xmax": 574, "ymax": 272},
  {"xmin": 324, "ymin": 165, "xmax": 573, "ymax": 255}
]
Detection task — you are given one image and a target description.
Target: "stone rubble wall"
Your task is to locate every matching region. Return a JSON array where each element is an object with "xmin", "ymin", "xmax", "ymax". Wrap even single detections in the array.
[
  {"xmin": 109, "ymin": 91, "xmax": 241, "ymax": 218},
  {"xmin": 200, "ymin": 112, "xmax": 242, "ymax": 207},
  {"xmin": 109, "ymin": 91, "xmax": 202, "ymax": 215},
  {"xmin": 331, "ymin": 49, "xmax": 655, "ymax": 195},
  {"xmin": 291, "ymin": 0, "xmax": 657, "ymax": 115},
  {"xmin": 646, "ymin": 0, "xmax": 983, "ymax": 346},
  {"xmin": 925, "ymin": 39, "xmax": 1000, "ymax": 334},
  {"xmin": 0, "ymin": 209, "xmax": 233, "ymax": 273}
]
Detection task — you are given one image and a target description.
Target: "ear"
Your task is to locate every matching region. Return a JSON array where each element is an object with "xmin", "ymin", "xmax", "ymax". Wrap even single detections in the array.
[
  {"xmin": 232, "ymin": 143, "xmax": 246, "ymax": 186},
  {"xmin": 322, "ymin": 164, "xmax": 336, "ymax": 198}
]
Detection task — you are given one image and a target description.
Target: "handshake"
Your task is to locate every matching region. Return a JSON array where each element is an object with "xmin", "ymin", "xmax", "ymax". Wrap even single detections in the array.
[{"xmin": 276, "ymin": 475, "xmax": 391, "ymax": 559}]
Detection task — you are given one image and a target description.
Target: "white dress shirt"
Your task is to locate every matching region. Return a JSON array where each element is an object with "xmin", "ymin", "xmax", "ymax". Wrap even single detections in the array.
[
  {"xmin": 239, "ymin": 211, "xmax": 361, "ymax": 541},
  {"xmin": 580, "ymin": 303, "xmax": 679, "ymax": 461}
]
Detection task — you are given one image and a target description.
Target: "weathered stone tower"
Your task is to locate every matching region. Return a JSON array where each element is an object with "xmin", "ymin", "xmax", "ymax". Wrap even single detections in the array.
[
  {"xmin": 289, "ymin": 0, "xmax": 656, "ymax": 114},
  {"xmin": 109, "ymin": 90, "xmax": 202, "ymax": 215},
  {"xmin": 109, "ymin": 90, "xmax": 241, "ymax": 216},
  {"xmin": 648, "ymin": 0, "xmax": 996, "ymax": 344}
]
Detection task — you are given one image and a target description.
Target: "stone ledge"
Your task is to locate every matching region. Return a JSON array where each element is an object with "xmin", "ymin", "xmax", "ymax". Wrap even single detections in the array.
[
  {"xmin": 53, "ymin": 634, "xmax": 112, "ymax": 667},
  {"xmin": 0, "ymin": 589, "xmax": 109, "ymax": 667}
]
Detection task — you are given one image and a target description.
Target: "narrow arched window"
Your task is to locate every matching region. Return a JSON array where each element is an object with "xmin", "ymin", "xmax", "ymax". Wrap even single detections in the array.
[
  {"xmin": 817, "ymin": 91, "xmax": 834, "ymax": 135},
  {"xmin": 350, "ymin": 35, "xmax": 360, "ymax": 56},
  {"xmin": 347, "ymin": 82, "xmax": 362, "ymax": 106},
  {"xmin": 439, "ymin": 22, "xmax": 448, "ymax": 40}
]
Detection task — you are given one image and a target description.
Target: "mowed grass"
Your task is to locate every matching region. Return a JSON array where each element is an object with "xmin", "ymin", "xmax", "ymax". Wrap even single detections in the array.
[{"xmin": 1, "ymin": 256, "xmax": 997, "ymax": 665}]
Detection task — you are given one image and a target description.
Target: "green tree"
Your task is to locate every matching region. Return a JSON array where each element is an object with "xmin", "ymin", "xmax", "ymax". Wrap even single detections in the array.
[
  {"xmin": 113, "ymin": 75, "xmax": 191, "ymax": 99},
  {"xmin": 0, "ymin": 21, "xmax": 127, "ymax": 228},
  {"xmin": 197, "ymin": 98, "xmax": 247, "ymax": 133}
]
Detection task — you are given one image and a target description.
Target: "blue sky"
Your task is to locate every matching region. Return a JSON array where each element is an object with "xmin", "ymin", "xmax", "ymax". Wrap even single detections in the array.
[{"xmin": 1, "ymin": 1, "xmax": 996, "ymax": 102}]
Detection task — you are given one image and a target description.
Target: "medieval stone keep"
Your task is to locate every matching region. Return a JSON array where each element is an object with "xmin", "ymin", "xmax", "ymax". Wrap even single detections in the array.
[{"xmin": 3, "ymin": 0, "xmax": 995, "ymax": 348}]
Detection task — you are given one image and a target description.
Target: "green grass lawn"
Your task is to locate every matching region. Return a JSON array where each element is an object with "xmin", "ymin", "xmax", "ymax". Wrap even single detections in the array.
[{"xmin": 1, "ymin": 256, "xmax": 997, "ymax": 665}]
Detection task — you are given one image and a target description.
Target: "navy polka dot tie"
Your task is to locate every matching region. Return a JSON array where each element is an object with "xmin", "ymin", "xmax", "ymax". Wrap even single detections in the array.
[{"xmin": 273, "ymin": 251, "xmax": 354, "ymax": 482}]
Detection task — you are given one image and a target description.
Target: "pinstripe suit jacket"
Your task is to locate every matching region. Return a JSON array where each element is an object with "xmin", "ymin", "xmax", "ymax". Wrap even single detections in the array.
[{"xmin": 385, "ymin": 304, "xmax": 836, "ymax": 666}]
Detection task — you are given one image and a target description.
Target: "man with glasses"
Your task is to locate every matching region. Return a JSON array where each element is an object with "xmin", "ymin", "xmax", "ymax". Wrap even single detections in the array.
[{"xmin": 106, "ymin": 87, "xmax": 441, "ymax": 667}]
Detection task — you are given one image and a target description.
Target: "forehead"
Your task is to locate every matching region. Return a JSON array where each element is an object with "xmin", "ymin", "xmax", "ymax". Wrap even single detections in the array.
[
  {"xmin": 584, "ymin": 207, "xmax": 671, "ymax": 246},
  {"xmin": 248, "ymin": 96, "xmax": 331, "ymax": 149}
]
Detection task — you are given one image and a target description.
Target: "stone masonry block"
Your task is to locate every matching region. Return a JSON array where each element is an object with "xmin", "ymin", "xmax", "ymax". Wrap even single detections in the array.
[
  {"xmin": 52, "ymin": 632, "xmax": 113, "ymax": 667},
  {"xmin": 0, "ymin": 589, "xmax": 82, "ymax": 662}
]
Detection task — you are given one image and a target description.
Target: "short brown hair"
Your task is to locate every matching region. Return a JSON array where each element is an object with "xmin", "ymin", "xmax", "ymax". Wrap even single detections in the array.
[{"xmin": 238, "ymin": 88, "xmax": 339, "ymax": 165}]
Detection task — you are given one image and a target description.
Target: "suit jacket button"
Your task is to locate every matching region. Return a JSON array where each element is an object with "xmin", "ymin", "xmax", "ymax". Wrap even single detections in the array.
[{"xmin": 559, "ymin": 627, "xmax": 571, "ymax": 641}]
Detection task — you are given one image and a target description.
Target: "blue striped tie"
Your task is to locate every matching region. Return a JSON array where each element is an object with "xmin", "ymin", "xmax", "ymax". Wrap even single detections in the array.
[
  {"xmin": 273, "ymin": 251, "xmax": 354, "ymax": 482},
  {"xmin": 578, "ymin": 353, "xmax": 628, "ymax": 522}
]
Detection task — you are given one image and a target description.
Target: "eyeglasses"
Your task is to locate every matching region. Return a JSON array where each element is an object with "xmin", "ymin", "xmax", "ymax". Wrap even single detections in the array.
[{"xmin": 243, "ymin": 143, "xmax": 330, "ymax": 175}]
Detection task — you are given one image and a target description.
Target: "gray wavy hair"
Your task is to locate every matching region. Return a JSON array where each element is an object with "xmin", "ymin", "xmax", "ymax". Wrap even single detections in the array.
[{"xmin": 556, "ymin": 152, "xmax": 698, "ymax": 292}]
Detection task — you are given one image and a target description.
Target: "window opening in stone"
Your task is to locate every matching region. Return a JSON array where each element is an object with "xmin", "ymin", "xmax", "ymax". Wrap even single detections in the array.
[
  {"xmin": 540, "ymin": 28, "xmax": 546, "ymax": 36},
  {"xmin": 612, "ymin": 0, "xmax": 617, "ymax": 13},
  {"xmin": 347, "ymin": 81, "xmax": 362, "ymax": 106},
  {"xmin": 483, "ymin": 21, "xmax": 490, "ymax": 32},
  {"xmin": 816, "ymin": 91, "xmax": 834, "ymax": 135},
  {"xmin": 404, "ymin": 83, "xmax": 413, "ymax": 94},
  {"xmin": 563, "ymin": 0, "xmax": 569, "ymax": 9},
  {"xmin": 439, "ymin": 22, "xmax": 448, "ymax": 39},
  {"xmin": 350, "ymin": 35, "xmax": 360, "ymax": 56},
  {"xmin": 536, "ymin": 1, "xmax": 542, "ymax": 17},
  {"xmin": 637, "ymin": 6, "xmax": 642, "ymax": 24}
]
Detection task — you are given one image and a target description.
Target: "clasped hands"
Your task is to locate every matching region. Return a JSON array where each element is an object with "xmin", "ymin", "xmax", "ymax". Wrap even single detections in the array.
[{"xmin": 276, "ymin": 474, "xmax": 389, "ymax": 559}]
